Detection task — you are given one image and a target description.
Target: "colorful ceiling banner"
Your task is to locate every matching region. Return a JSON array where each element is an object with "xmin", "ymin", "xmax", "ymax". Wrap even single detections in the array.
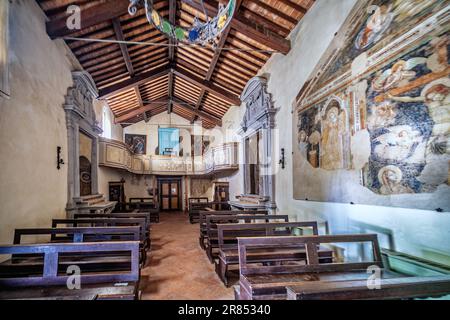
[{"xmin": 128, "ymin": 0, "xmax": 236, "ymax": 46}]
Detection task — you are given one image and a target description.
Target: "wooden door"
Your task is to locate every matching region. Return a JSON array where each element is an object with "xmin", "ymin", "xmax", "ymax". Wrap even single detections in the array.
[{"xmin": 158, "ymin": 178, "xmax": 181, "ymax": 211}]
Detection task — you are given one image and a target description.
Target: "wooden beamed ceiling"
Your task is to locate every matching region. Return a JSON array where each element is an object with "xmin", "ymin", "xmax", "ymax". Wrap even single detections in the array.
[{"xmin": 38, "ymin": 0, "xmax": 315, "ymax": 128}]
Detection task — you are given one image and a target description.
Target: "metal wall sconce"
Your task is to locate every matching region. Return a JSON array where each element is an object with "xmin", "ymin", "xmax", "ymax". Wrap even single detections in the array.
[
  {"xmin": 279, "ymin": 148, "xmax": 286, "ymax": 169},
  {"xmin": 57, "ymin": 146, "xmax": 65, "ymax": 170}
]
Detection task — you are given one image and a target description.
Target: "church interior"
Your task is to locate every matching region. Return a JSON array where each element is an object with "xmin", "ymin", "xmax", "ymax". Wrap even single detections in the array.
[{"xmin": 0, "ymin": 0, "xmax": 449, "ymax": 301}]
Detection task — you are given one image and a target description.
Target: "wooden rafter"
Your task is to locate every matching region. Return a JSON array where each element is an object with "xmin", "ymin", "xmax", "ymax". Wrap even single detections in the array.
[
  {"xmin": 168, "ymin": 71, "xmax": 174, "ymax": 114},
  {"xmin": 46, "ymin": 0, "xmax": 131, "ymax": 39},
  {"xmin": 172, "ymin": 97, "xmax": 222, "ymax": 126},
  {"xmin": 173, "ymin": 67, "xmax": 241, "ymax": 105},
  {"xmin": 112, "ymin": 18, "xmax": 134, "ymax": 76},
  {"xmin": 115, "ymin": 98, "xmax": 170, "ymax": 123},
  {"xmin": 98, "ymin": 65, "xmax": 170, "ymax": 98}
]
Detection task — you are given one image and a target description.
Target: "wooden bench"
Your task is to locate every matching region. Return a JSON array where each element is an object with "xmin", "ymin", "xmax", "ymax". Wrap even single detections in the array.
[
  {"xmin": 237, "ymin": 234, "xmax": 404, "ymax": 300},
  {"xmin": 286, "ymin": 275, "xmax": 450, "ymax": 300},
  {"xmin": 205, "ymin": 215, "xmax": 290, "ymax": 263},
  {"xmin": 188, "ymin": 198, "xmax": 210, "ymax": 223},
  {"xmin": 189, "ymin": 201, "xmax": 231, "ymax": 223},
  {"xmin": 199, "ymin": 210, "xmax": 268, "ymax": 249},
  {"xmin": 128, "ymin": 198, "xmax": 160, "ymax": 223},
  {"xmin": 216, "ymin": 221, "xmax": 333, "ymax": 287},
  {"xmin": 52, "ymin": 218, "xmax": 148, "ymax": 266},
  {"xmin": 6, "ymin": 226, "xmax": 141, "ymax": 274},
  {"xmin": 73, "ymin": 213, "xmax": 151, "ymax": 249},
  {"xmin": 0, "ymin": 241, "xmax": 141, "ymax": 300}
]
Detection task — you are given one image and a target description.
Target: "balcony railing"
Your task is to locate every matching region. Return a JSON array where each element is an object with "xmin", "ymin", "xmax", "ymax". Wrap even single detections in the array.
[{"xmin": 99, "ymin": 138, "xmax": 239, "ymax": 176}]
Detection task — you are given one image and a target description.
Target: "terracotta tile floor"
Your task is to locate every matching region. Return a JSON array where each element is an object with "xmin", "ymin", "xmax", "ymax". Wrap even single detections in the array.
[{"xmin": 140, "ymin": 212, "xmax": 234, "ymax": 300}]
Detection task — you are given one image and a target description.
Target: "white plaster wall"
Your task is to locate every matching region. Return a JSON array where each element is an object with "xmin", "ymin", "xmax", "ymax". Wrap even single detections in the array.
[
  {"xmin": 219, "ymin": 0, "xmax": 450, "ymax": 265},
  {"xmin": 0, "ymin": 0, "xmax": 77, "ymax": 243}
]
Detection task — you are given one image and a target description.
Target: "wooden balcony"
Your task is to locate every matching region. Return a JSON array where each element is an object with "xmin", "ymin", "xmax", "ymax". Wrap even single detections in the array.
[{"xmin": 99, "ymin": 138, "xmax": 239, "ymax": 176}]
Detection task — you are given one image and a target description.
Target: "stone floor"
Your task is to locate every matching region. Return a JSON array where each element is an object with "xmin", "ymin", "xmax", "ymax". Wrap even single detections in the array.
[{"xmin": 140, "ymin": 212, "xmax": 234, "ymax": 300}]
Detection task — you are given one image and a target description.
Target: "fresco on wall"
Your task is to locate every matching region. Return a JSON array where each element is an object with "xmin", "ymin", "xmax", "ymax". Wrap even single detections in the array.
[
  {"xmin": 293, "ymin": 0, "xmax": 450, "ymax": 211},
  {"xmin": 125, "ymin": 134, "xmax": 147, "ymax": 155},
  {"xmin": 314, "ymin": 0, "xmax": 447, "ymax": 91}
]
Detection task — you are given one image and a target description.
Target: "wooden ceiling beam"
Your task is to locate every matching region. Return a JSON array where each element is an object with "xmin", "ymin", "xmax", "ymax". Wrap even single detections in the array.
[
  {"xmin": 115, "ymin": 98, "xmax": 170, "ymax": 123},
  {"xmin": 168, "ymin": 71, "xmax": 174, "ymax": 114},
  {"xmin": 278, "ymin": 0, "xmax": 308, "ymax": 15},
  {"xmin": 172, "ymin": 97, "xmax": 222, "ymax": 126},
  {"xmin": 173, "ymin": 67, "xmax": 241, "ymax": 106},
  {"xmin": 98, "ymin": 65, "xmax": 170, "ymax": 98},
  {"xmin": 247, "ymin": 0, "xmax": 298, "ymax": 25},
  {"xmin": 168, "ymin": 0, "xmax": 177, "ymax": 61},
  {"xmin": 46, "ymin": 0, "xmax": 131, "ymax": 39},
  {"xmin": 183, "ymin": 0, "xmax": 290, "ymax": 54},
  {"xmin": 112, "ymin": 18, "xmax": 135, "ymax": 76}
]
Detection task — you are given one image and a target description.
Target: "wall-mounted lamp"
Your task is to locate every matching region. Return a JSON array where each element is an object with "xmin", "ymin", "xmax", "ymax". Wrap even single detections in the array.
[
  {"xmin": 279, "ymin": 148, "xmax": 286, "ymax": 169},
  {"xmin": 57, "ymin": 146, "xmax": 65, "ymax": 170}
]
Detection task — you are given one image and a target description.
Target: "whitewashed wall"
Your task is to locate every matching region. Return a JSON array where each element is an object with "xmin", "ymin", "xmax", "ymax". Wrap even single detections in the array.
[
  {"xmin": 219, "ymin": 0, "xmax": 450, "ymax": 265},
  {"xmin": 0, "ymin": 0, "xmax": 78, "ymax": 243}
]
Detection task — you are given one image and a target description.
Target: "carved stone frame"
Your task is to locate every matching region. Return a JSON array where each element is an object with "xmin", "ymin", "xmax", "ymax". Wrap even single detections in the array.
[
  {"xmin": 239, "ymin": 76, "xmax": 278, "ymax": 210},
  {"xmin": 64, "ymin": 72, "xmax": 102, "ymax": 214}
]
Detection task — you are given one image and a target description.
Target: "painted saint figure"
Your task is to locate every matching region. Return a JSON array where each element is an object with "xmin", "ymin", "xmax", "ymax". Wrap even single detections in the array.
[
  {"xmin": 321, "ymin": 105, "xmax": 345, "ymax": 170},
  {"xmin": 378, "ymin": 165, "xmax": 414, "ymax": 195}
]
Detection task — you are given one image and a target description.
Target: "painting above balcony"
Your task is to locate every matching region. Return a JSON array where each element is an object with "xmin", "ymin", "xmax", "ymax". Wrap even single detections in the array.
[
  {"xmin": 293, "ymin": 0, "xmax": 450, "ymax": 211},
  {"xmin": 125, "ymin": 134, "xmax": 147, "ymax": 155}
]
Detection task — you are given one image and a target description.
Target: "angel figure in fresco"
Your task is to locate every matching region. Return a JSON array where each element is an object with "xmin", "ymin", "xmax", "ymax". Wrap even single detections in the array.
[
  {"xmin": 355, "ymin": 3, "xmax": 394, "ymax": 50},
  {"xmin": 320, "ymin": 106, "xmax": 345, "ymax": 170},
  {"xmin": 378, "ymin": 165, "xmax": 414, "ymax": 195},
  {"xmin": 388, "ymin": 78, "xmax": 450, "ymax": 136},
  {"xmin": 373, "ymin": 125, "xmax": 425, "ymax": 162},
  {"xmin": 367, "ymin": 101, "xmax": 397, "ymax": 130},
  {"xmin": 372, "ymin": 58, "xmax": 426, "ymax": 92}
]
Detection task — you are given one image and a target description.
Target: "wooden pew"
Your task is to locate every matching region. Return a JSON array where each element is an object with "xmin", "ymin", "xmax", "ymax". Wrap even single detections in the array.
[
  {"xmin": 189, "ymin": 200, "xmax": 231, "ymax": 224},
  {"xmin": 128, "ymin": 198, "xmax": 160, "ymax": 223},
  {"xmin": 73, "ymin": 213, "xmax": 151, "ymax": 250},
  {"xmin": 52, "ymin": 218, "xmax": 148, "ymax": 266},
  {"xmin": 286, "ymin": 276, "xmax": 450, "ymax": 300},
  {"xmin": 205, "ymin": 215, "xmax": 289, "ymax": 263},
  {"xmin": 237, "ymin": 234, "xmax": 401, "ymax": 300},
  {"xmin": 0, "ymin": 241, "xmax": 141, "ymax": 300},
  {"xmin": 199, "ymin": 210, "xmax": 268, "ymax": 249},
  {"xmin": 5, "ymin": 226, "xmax": 140, "ymax": 274},
  {"xmin": 216, "ymin": 221, "xmax": 333, "ymax": 287}
]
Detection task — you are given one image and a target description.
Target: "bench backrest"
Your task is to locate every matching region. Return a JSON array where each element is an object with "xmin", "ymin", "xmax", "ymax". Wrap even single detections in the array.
[
  {"xmin": 238, "ymin": 234, "xmax": 383, "ymax": 276},
  {"xmin": 199, "ymin": 210, "xmax": 268, "ymax": 226},
  {"xmin": 189, "ymin": 197, "xmax": 209, "ymax": 204},
  {"xmin": 74, "ymin": 213, "xmax": 150, "ymax": 230},
  {"xmin": 52, "ymin": 218, "xmax": 146, "ymax": 242},
  {"xmin": 217, "ymin": 221, "xmax": 318, "ymax": 247},
  {"xmin": 0, "ymin": 241, "xmax": 140, "ymax": 287},
  {"xmin": 206, "ymin": 215, "xmax": 289, "ymax": 238},
  {"xmin": 128, "ymin": 198, "xmax": 157, "ymax": 210},
  {"xmin": 13, "ymin": 226, "xmax": 140, "ymax": 244}
]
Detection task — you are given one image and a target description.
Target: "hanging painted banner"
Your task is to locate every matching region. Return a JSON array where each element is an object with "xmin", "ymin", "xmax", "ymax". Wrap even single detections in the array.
[{"xmin": 128, "ymin": 0, "xmax": 236, "ymax": 46}]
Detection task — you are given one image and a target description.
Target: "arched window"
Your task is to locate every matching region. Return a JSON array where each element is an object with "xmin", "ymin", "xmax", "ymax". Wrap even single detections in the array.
[{"xmin": 102, "ymin": 106, "xmax": 112, "ymax": 139}]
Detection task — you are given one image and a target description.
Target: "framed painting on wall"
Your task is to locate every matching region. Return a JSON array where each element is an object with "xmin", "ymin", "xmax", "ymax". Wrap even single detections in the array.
[{"xmin": 125, "ymin": 134, "xmax": 147, "ymax": 155}]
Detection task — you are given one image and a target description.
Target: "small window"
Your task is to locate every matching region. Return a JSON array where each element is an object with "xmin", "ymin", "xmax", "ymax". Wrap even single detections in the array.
[
  {"xmin": 0, "ymin": 0, "xmax": 10, "ymax": 98},
  {"xmin": 158, "ymin": 128, "xmax": 180, "ymax": 156},
  {"xmin": 102, "ymin": 107, "xmax": 112, "ymax": 139}
]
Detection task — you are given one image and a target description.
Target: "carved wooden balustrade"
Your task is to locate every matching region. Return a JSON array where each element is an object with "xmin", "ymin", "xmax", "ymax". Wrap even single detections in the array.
[{"xmin": 99, "ymin": 138, "xmax": 238, "ymax": 176}]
